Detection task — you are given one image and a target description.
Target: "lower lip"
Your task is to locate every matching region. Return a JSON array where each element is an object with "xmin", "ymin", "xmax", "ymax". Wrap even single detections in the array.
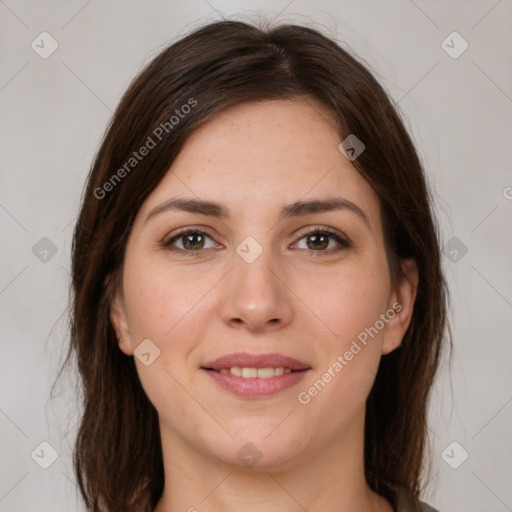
[{"xmin": 203, "ymin": 369, "xmax": 309, "ymax": 398}]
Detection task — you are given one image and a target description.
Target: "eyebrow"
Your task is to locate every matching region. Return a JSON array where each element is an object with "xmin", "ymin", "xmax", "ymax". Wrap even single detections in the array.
[{"xmin": 144, "ymin": 197, "xmax": 371, "ymax": 228}]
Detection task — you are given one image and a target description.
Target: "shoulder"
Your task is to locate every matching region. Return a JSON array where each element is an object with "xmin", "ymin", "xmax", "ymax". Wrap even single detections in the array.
[
  {"xmin": 394, "ymin": 487, "xmax": 439, "ymax": 512},
  {"xmin": 419, "ymin": 502, "xmax": 439, "ymax": 512}
]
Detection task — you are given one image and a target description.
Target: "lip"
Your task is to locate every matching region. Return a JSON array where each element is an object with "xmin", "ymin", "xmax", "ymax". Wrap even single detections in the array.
[
  {"xmin": 202, "ymin": 352, "xmax": 310, "ymax": 371},
  {"xmin": 201, "ymin": 352, "xmax": 311, "ymax": 398}
]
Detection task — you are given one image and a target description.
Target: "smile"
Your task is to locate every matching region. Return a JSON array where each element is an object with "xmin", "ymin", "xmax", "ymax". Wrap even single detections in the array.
[{"xmin": 201, "ymin": 352, "xmax": 310, "ymax": 397}]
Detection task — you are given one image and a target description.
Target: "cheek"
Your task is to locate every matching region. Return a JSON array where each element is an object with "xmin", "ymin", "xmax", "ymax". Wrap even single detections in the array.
[
  {"xmin": 300, "ymin": 257, "xmax": 390, "ymax": 345},
  {"xmin": 121, "ymin": 253, "xmax": 223, "ymax": 404},
  {"xmin": 296, "ymin": 259, "xmax": 390, "ymax": 415},
  {"xmin": 120, "ymin": 257, "xmax": 208, "ymax": 420},
  {"xmin": 122, "ymin": 253, "xmax": 216, "ymax": 343}
]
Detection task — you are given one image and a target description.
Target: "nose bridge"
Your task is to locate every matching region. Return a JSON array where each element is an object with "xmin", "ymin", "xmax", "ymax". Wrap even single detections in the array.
[{"xmin": 217, "ymin": 235, "xmax": 293, "ymax": 331}]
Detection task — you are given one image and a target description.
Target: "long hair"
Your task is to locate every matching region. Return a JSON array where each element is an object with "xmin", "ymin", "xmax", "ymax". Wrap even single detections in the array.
[{"xmin": 64, "ymin": 19, "xmax": 449, "ymax": 511}]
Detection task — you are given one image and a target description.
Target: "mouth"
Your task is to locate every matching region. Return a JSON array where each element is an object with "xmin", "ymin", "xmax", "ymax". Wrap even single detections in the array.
[{"xmin": 201, "ymin": 352, "xmax": 311, "ymax": 398}]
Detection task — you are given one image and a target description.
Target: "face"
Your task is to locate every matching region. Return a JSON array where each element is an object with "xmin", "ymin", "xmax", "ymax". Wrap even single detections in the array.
[{"xmin": 110, "ymin": 98, "xmax": 417, "ymax": 470}]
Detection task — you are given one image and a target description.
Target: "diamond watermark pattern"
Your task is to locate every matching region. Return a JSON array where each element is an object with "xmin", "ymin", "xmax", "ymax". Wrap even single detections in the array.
[
  {"xmin": 441, "ymin": 441, "xmax": 469, "ymax": 469},
  {"xmin": 134, "ymin": 338, "xmax": 161, "ymax": 366},
  {"xmin": 338, "ymin": 134, "xmax": 365, "ymax": 161},
  {"xmin": 31, "ymin": 441, "xmax": 59, "ymax": 469},
  {"xmin": 32, "ymin": 237, "xmax": 58, "ymax": 263},
  {"xmin": 237, "ymin": 442, "xmax": 263, "ymax": 467},
  {"xmin": 236, "ymin": 236, "xmax": 263, "ymax": 264},
  {"xmin": 444, "ymin": 236, "xmax": 468, "ymax": 263},
  {"xmin": 441, "ymin": 31, "xmax": 468, "ymax": 59},
  {"xmin": 31, "ymin": 32, "xmax": 59, "ymax": 59}
]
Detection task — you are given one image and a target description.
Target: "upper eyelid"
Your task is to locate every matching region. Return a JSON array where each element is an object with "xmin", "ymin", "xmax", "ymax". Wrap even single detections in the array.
[
  {"xmin": 294, "ymin": 224, "xmax": 348, "ymax": 239},
  {"xmin": 164, "ymin": 226, "xmax": 217, "ymax": 243}
]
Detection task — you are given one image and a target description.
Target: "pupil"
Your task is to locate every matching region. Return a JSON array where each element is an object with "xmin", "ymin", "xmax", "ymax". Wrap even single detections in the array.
[
  {"xmin": 184, "ymin": 233, "xmax": 203, "ymax": 250},
  {"xmin": 308, "ymin": 234, "xmax": 328, "ymax": 250}
]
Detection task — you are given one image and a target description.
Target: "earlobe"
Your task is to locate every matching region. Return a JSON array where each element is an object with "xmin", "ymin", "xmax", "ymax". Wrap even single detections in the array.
[
  {"xmin": 381, "ymin": 259, "xmax": 419, "ymax": 355},
  {"xmin": 109, "ymin": 289, "xmax": 134, "ymax": 356}
]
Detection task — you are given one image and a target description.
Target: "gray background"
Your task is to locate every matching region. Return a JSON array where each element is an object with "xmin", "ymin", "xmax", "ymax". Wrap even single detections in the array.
[{"xmin": 1, "ymin": 1, "xmax": 511, "ymax": 510}]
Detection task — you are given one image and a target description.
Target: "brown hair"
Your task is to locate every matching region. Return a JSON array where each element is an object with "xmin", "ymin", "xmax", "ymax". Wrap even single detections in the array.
[{"xmin": 63, "ymin": 19, "xmax": 449, "ymax": 511}]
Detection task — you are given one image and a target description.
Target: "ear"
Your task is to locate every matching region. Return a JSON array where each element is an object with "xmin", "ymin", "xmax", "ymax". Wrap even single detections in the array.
[
  {"xmin": 381, "ymin": 259, "xmax": 419, "ymax": 355},
  {"xmin": 109, "ymin": 280, "xmax": 134, "ymax": 356}
]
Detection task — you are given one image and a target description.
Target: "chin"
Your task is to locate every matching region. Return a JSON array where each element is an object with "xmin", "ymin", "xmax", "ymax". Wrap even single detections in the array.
[{"xmin": 209, "ymin": 426, "xmax": 308, "ymax": 471}]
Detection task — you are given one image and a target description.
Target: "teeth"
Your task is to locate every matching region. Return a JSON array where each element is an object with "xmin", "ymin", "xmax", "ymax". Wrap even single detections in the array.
[
  {"xmin": 218, "ymin": 367, "xmax": 294, "ymax": 378},
  {"xmin": 242, "ymin": 367, "xmax": 258, "ymax": 378},
  {"xmin": 230, "ymin": 367, "xmax": 242, "ymax": 377},
  {"xmin": 258, "ymin": 367, "xmax": 275, "ymax": 378}
]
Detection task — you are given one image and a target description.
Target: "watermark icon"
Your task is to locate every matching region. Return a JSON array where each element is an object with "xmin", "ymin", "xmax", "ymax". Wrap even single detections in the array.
[
  {"xmin": 31, "ymin": 441, "xmax": 59, "ymax": 469},
  {"xmin": 444, "ymin": 236, "xmax": 468, "ymax": 263},
  {"xmin": 441, "ymin": 441, "xmax": 469, "ymax": 469},
  {"xmin": 31, "ymin": 32, "xmax": 59, "ymax": 59},
  {"xmin": 441, "ymin": 31, "xmax": 469, "ymax": 59},
  {"xmin": 297, "ymin": 302, "xmax": 402, "ymax": 405},
  {"xmin": 503, "ymin": 186, "xmax": 512, "ymax": 200},
  {"xmin": 237, "ymin": 442, "xmax": 263, "ymax": 467},
  {"xmin": 93, "ymin": 97, "xmax": 197, "ymax": 200},
  {"xmin": 236, "ymin": 236, "xmax": 263, "ymax": 263},
  {"xmin": 134, "ymin": 338, "xmax": 161, "ymax": 366},
  {"xmin": 338, "ymin": 134, "xmax": 365, "ymax": 161},
  {"xmin": 32, "ymin": 237, "xmax": 58, "ymax": 263}
]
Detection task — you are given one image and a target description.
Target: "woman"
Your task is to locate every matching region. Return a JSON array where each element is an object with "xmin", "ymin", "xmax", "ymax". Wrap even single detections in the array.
[{"xmin": 66, "ymin": 19, "xmax": 448, "ymax": 512}]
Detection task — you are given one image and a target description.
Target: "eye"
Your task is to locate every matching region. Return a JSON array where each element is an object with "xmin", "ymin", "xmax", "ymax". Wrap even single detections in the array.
[
  {"xmin": 164, "ymin": 229, "xmax": 219, "ymax": 254},
  {"xmin": 293, "ymin": 227, "xmax": 351, "ymax": 255}
]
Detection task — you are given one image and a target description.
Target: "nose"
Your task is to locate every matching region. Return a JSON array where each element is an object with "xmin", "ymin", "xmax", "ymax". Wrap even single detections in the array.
[{"xmin": 217, "ymin": 247, "xmax": 294, "ymax": 333}]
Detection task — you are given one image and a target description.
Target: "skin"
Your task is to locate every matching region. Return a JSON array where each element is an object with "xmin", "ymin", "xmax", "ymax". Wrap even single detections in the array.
[{"xmin": 110, "ymin": 97, "xmax": 418, "ymax": 512}]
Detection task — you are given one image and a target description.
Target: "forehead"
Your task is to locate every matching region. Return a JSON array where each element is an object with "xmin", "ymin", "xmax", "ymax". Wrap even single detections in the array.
[{"xmin": 137, "ymin": 98, "xmax": 381, "ymax": 230}]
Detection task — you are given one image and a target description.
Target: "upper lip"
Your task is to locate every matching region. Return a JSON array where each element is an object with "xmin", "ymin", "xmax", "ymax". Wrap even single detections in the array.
[{"xmin": 202, "ymin": 352, "xmax": 310, "ymax": 371}]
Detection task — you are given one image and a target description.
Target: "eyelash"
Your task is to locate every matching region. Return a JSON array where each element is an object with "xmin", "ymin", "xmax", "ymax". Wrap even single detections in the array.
[{"xmin": 163, "ymin": 226, "xmax": 351, "ymax": 258}]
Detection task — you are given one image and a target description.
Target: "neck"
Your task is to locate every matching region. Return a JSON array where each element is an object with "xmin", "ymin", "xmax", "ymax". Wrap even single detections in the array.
[{"xmin": 153, "ymin": 411, "xmax": 393, "ymax": 512}]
